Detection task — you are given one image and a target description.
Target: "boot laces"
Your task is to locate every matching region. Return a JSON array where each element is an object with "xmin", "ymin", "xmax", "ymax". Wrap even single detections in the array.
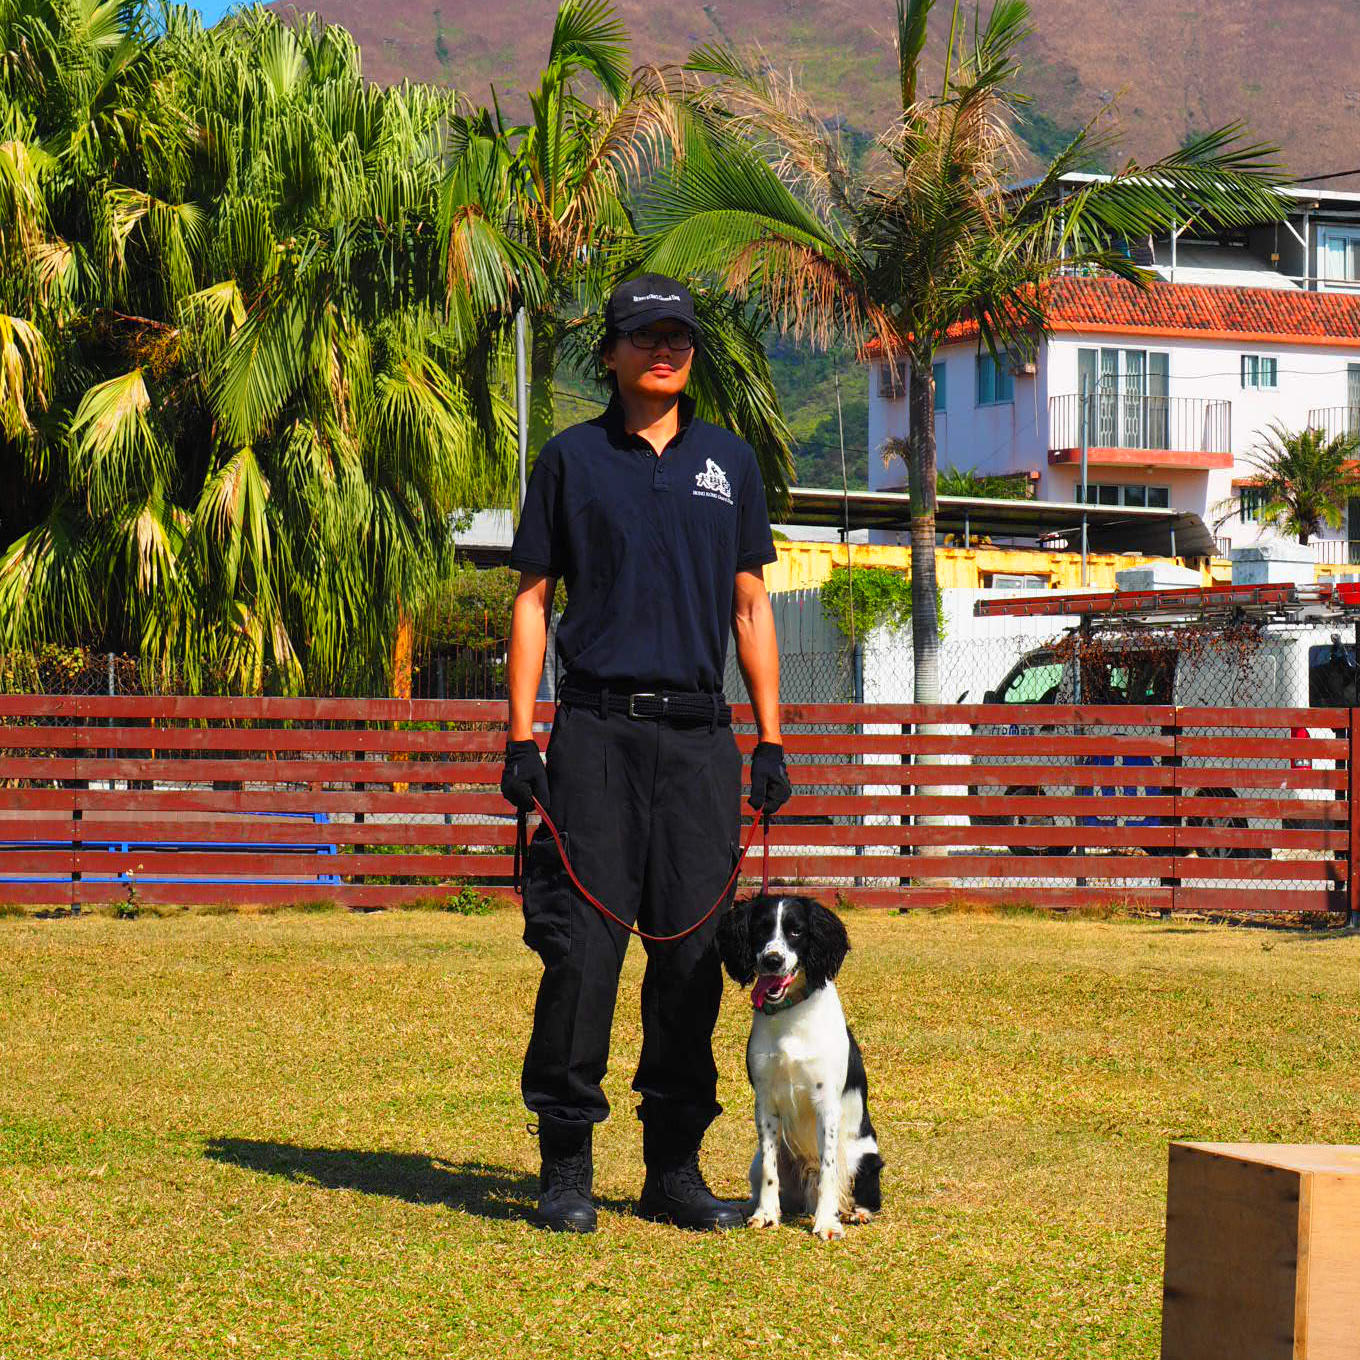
[
  {"xmin": 666, "ymin": 1148, "xmax": 711, "ymax": 1199},
  {"xmin": 545, "ymin": 1144, "xmax": 589, "ymax": 1193}
]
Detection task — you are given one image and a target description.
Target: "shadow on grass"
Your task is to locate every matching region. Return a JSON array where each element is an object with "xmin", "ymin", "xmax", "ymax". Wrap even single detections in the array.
[{"xmin": 203, "ymin": 1137, "xmax": 632, "ymax": 1220}]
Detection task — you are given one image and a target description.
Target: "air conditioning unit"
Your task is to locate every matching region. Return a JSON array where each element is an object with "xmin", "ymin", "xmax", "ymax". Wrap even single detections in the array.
[{"xmin": 990, "ymin": 573, "xmax": 1048, "ymax": 591}]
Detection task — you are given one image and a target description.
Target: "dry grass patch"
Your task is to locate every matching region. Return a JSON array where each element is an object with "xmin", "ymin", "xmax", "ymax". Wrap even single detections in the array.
[{"xmin": 2, "ymin": 908, "xmax": 1358, "ymax": 1358}]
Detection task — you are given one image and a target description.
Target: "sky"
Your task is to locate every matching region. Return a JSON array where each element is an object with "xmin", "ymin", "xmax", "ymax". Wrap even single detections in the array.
[{"xmin": 191, "ymin": 1, "xmax": 236, "ymax": 22}]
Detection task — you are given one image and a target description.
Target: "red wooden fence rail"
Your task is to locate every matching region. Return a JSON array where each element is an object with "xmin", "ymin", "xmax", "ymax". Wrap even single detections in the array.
[{"xmin": 0, "ymin": 696, "xmax": 1353, "ymax": 915}]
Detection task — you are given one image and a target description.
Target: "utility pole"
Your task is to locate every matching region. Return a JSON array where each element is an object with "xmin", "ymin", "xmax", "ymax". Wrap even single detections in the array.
[
  {"xmin": 515, "ymin": 307, "xmax": 529, "ymax": 513},
  {"xmin": 1079, "ymin": 377, "xmax": 1090, "ymax": 587},
  {"xmin": 835, "ymin": 361, "xmax": 857, "ymax": 669}
]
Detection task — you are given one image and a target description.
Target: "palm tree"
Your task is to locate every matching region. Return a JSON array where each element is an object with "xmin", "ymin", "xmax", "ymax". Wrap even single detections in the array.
[
  {"xmin": 1227, "ymin": 423, "xmax": 1360, "ymax": 545},
  {"xmin": 439, "ymin": 0, "xmax": 796, "ymax": 504},
  {"xmin": 643, "ymin": 0, "xmax": 1288, "ymax": 702},
  {"xmin": 0, "ymin": 3, "xmax": 505, "ymax": 693}
]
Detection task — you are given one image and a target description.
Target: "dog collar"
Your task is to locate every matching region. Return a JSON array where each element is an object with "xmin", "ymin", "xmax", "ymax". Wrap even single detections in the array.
[{"xmin": 758, "ymin": 984, "xmax": 806, "ymax": 1015}]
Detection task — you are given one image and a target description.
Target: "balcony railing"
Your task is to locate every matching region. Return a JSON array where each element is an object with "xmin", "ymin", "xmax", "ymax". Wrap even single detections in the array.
[
  {"xmin": 1049, "ymin": 392, "xmax": 1232, "ymax": 460},
  {"xmin": 1307, "ymin": 406, "xmax": 1360, "ymax": 442},
  {"xmin": 1309, "ymin": 538, "xmax": 1360, "ymax": 565}
]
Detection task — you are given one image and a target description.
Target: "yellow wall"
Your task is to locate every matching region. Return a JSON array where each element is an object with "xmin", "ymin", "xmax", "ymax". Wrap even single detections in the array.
[{"xmin": 765, "ymin": 541, "xmax": 1238, "ymax": 593}]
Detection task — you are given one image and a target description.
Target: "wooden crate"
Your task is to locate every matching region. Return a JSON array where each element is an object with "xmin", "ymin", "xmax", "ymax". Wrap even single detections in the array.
[{"xmin": 1162, "ymin": 1143, "xmax": 1360, "ymax": 1360}]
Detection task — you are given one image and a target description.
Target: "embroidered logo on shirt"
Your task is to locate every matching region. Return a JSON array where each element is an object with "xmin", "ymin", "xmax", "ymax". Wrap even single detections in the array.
[{"xmin": 694, "ymin": 458, "xmax": 733, "ymax": 504}]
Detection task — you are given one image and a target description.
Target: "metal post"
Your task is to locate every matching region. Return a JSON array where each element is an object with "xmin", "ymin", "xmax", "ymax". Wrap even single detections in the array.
[
  {"xmin": 514, "ymin": 307, "xmax": 529, "ymax": 513},
  {"xmin": 836, "ymin": 360, "xmax": 863, "ymax": 885},
  {"xmin": 1080, "ymin": 381, "xmax": 1089, "ymax": 586},
  {"xmin": 834, "ymin": 362, "xmax": 855, "ymax": 650},
  {"xmin": 1352, "ymin": 622, "xmax": 1360, "ymax": 928}
]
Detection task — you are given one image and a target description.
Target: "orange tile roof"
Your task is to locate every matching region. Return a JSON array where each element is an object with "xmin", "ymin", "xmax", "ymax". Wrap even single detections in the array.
[{"xmin": 865, "ymin": 278, "xmax": 1360, "ymax": 355}]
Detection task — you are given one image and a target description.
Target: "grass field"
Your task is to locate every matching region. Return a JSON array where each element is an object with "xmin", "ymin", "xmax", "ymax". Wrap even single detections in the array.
[{"xmin": 3, "ymin": 904, "xmax": 1359, "ymax": 1359}]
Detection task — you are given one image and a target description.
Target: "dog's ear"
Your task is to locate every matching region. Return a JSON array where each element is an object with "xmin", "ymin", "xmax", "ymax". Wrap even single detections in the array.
[
  {"xmin": 802, "ymin": 898, "xmax": 850, "ymax": 990},
  {"xmin": 716, "ymin": 898, "xmax": 756, "ymax": 985}
]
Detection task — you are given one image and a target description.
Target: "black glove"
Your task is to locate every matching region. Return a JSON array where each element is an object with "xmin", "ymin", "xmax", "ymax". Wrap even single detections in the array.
[
  {"xmin": 501, "ymin": 739, "xmax": 548, "ymax": 812},
  {"xmin": 748, "ymin": 741, "xmax": 791, "ymax": 816}
]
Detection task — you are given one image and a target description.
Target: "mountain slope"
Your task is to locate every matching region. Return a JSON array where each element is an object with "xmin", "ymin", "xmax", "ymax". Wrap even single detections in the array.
[{"xmin": 292, "ymin": 0, "xmax": 1360, "ymax": 185}]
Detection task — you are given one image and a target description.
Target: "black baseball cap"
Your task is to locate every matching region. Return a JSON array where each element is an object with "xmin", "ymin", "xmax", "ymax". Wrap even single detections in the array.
[{"xmin": 604, "ymin": 273, "xmax": 700, "ymax": 337}]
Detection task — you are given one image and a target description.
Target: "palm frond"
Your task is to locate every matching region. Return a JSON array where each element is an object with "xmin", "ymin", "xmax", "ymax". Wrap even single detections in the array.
[
  {"xmin": 896, "ymin": 0, "xmax": 931, "ymax": 113},
  {"xmin": 546, "ymin": 0, "xmax": 630, "ymax": 104},
  {"xmin": 0, "ymin": 507, "xmax": 98, "ymax": 650},
  {"xmin": 0, "ymin": 313, "xmax": 51, "ymax": 439},
  {"xmin": 67, "ymin": 367, "xmax": 172, "ymax": 515}
]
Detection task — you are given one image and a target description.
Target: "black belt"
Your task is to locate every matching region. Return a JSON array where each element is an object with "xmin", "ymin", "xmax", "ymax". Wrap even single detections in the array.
[{"xmin": 558, "ymin": 682, "xmax": 731, "ymax": 726}]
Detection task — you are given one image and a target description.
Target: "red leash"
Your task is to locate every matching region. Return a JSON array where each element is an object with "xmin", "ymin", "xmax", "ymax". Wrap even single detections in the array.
[{"xmin": 520, "ymin": 796, "xmax": 770, "ymax": 944}]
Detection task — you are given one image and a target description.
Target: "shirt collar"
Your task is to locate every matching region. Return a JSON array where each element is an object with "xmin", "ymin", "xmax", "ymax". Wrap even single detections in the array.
[{"xmin": 602, "ymin": 393, "xmax": 696, "ymax": 451}]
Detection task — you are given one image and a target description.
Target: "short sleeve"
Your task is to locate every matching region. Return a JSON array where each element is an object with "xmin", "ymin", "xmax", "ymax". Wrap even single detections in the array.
[
  {"xmin": 508, "ymin": 442, "xmax": 564, "ymax": 577},
  {"xmin": 735, "ymin": 447, "xmax": 777, "ymax": 572}
]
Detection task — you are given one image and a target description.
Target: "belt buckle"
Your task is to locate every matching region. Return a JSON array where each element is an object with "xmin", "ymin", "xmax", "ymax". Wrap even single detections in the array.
[{"xmin": 627, "ymin": 691, "xmax": 658, "ymax": 718}]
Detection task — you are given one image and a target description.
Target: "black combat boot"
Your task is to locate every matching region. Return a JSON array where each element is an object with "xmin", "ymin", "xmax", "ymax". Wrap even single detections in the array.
[
  {"xmin": 535, "ymin": 1120, "xmax": 596, "ymax": 1233},
  {"xmin": 637, "ymin": 1123, "xmax": 744, "ymax": 1231}
]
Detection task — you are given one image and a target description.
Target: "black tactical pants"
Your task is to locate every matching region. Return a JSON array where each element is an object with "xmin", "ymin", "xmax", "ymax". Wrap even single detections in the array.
[{"xmin": 520, "ymin": 701, "xmax": 741, "ymax": 1145}]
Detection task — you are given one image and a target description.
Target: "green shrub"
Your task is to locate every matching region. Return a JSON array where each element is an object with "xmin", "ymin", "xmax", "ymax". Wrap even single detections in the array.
[
  {"xmin": 401, "ymin": 884, "xmax": 496, "ymax": 915},
  {"xmin": 418, "ymin": 564, "xmax": 567, "ymax": 649},
  {"xmin": 819, "ymin": 565, "xmax": 944, "ymax": 646}
]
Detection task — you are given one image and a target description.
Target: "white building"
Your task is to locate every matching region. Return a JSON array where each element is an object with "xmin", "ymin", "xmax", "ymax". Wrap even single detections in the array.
[{"xmin": 867, "ymin": 182, "xmax": 1360, "ymax": 561}]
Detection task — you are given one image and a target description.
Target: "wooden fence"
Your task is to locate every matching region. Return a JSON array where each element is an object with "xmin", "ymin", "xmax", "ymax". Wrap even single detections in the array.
[{"xmin": 0, "ymin": 696, "xmax": 1354, "ymax": 916}]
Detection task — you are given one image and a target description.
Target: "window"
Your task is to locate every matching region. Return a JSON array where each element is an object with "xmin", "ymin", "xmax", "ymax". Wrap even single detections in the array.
[
  {"xmin": 1321, "ymin": 229, "xmax": 1360, "ymax": 289},
  {"xmin": 1075, "ymin": 482, "xmax": 1170, "ymax": 508},
  {"xmin": 996, "ymin": 658, "xmax": 1064, "ymax": 704},
  {"xmin": 1239, "ymin": 485, "xmax": 1265, "ymax": 522},
  {"xmin": 1241, "ymin": 354, "xmax": 1278, "ymax": 389},
  {"xmin": 1077, "ymin": 347, "xmax": 1169, "ymax": 448},
  {"xmin": 877, "ymin": 360, "xmax": 907, "ymax": 398},
  {"xmin": 932, "ymin": 361, "xmax": 947, "ymax": 412},
  {"xmin": 1080, "ymin": 653, "xmax": 1176, "ymax": 705},
  {"xmin": 976, "ymin": 354, "xmax": 1014, "ymax": 405},
  {"xmin": 1310, "ymin": 642, "xmax": 1358, "ymax": 706}
]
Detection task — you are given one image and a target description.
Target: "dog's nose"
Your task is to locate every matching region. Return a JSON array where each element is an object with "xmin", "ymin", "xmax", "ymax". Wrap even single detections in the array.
[{"xmin": 759, "ymin": 949, "xmax": 783, "ymax": 973}]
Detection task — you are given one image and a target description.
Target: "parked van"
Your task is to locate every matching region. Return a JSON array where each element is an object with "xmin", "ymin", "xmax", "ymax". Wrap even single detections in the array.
[{"xmin": 962, "ymin": 625, "xmax": 1357, "ymax": 857}]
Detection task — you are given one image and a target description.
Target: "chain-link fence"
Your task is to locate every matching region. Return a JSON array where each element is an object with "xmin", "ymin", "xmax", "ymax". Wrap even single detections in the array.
[
  {"xmin": 10, "ymin": 583, "xmax": 1359, "ymax": 908},
  {"xmin": 728, "ymin": 606, "xmax": 1358, "ymax": 900},
  {"xmin": 1, "ymin": 649, "xmax": 145, "ymax": 697}
]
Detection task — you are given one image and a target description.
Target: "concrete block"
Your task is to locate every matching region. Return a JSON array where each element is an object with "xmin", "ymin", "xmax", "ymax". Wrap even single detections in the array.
[
  {"xmin": 1116, "ymin": 564, "xmax": 1204, "ymax": 590},
  {"xmin": 1230, "ymin": 541, "xmax": 1315, "ymax": 587}
]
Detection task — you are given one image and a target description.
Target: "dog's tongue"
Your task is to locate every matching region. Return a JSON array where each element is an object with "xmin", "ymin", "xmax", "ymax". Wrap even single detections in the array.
[{"xmin": 751, "ymin": 975, "xmax": 793, "ymax": 1009}]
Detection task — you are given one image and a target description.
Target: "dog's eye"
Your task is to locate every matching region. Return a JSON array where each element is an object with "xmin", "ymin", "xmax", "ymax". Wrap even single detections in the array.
[{"xmin": 786, "ymin": 925, "xmax": 802, "ymax": 937}]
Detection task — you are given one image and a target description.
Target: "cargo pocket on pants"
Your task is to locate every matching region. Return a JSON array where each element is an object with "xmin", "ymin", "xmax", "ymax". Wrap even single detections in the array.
[{"xmin": 521, "ymin": 826, "xmax": 573, "ymax": 964}]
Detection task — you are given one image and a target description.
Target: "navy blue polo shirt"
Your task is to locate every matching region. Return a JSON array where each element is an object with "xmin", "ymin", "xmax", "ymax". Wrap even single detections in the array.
[{"xmin": 508, "ymin": 395, "xmax": 777, "ymax": 693}]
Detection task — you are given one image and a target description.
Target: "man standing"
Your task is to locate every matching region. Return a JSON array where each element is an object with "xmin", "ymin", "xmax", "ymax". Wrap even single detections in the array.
[{"xmin": 499, "ymin": 274, "xmax": 791, "ymax": 1233}]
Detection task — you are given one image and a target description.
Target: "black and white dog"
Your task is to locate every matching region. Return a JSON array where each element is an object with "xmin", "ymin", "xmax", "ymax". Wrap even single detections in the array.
[{"xmin": 717, "ymin": 893, "xmax": 883, "ymax": 1240}]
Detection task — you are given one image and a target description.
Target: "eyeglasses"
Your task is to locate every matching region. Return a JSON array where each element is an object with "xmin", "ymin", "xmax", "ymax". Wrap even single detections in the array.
[{"xmin": 626, "ymin": 327, "xmax": 694, "ymax": 353}]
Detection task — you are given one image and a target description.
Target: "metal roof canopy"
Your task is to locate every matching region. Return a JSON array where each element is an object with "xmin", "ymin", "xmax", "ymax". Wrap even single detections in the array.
[
  {"xmin": 974, "ymin": 580, "xmax": 1360, "ymax": 620},
  {"xmin": 786, "ymin": 487, "xmax": 1219, "ymax": 558}
]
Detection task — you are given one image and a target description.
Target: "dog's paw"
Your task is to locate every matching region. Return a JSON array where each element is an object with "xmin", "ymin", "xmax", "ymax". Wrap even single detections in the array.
[
  {"xmin": 747, "ymin": 1207, "xmax": 781, "ymax": 1230},
  {"xmin": 812, "ymin": 1216, "xmax": 846, "ymax": 1241}
]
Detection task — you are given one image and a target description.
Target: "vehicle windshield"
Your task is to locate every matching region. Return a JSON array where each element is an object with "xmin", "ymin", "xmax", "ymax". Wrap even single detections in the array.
[{"xmin": 997, "ymin": 658, "xmax": 1064, "ymax": 703}]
